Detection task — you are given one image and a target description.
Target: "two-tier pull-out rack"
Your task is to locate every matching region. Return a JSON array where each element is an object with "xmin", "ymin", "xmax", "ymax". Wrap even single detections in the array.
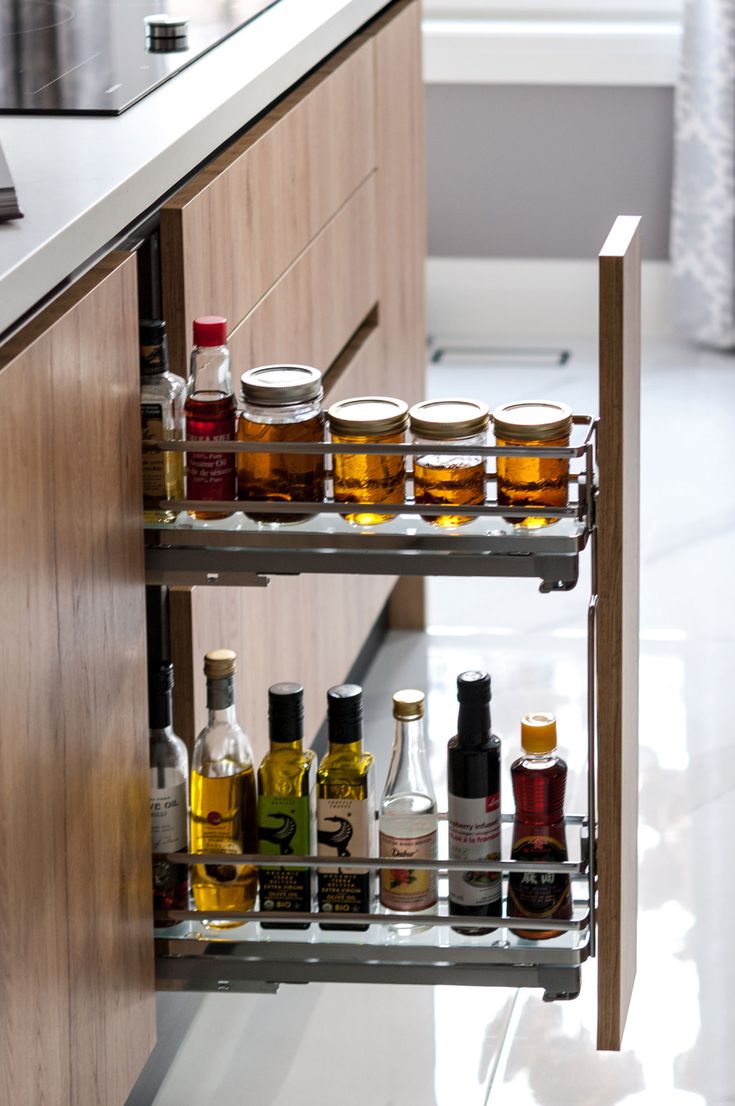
[{"xmin": 146, "ymin": 417, "xmax": 599, "ymax": 1003}]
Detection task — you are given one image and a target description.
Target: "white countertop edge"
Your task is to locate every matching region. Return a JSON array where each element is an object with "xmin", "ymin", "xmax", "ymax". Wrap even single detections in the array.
[{"xmin": 0, "ymin": 0, "xmax": 389, "ymax": 336}]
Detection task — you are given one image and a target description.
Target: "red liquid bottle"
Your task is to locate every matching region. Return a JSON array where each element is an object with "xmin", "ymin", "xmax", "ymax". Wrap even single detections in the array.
[
  {"xmin": 185, "ymin": 316, "xmax": 236, "ymax": 519},
  {"xmin": 507, "ymin": 712, "xmax": 572, "ymax": 939}
]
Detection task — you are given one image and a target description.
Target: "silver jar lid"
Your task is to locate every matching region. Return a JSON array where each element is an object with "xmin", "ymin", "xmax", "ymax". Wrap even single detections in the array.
[
  {"xmin": 241, "ymin": 365, "xmax": 323, "ymax": 405},
  {"xmin": 491, "ymin": 400, "xmax": 573, "ymax": 441},
  {"xmin": 328, "ymin": 396, "xmax": 409, "ymax": 436},
  {"xmin": 409, "ymin": 398, "xmax": 489, "ymax": 440}
]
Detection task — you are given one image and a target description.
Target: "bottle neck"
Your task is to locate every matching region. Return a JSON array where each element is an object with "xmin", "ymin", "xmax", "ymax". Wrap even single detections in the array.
[
  {"xmin": 270, "ymin": 738, "xmax": 304, "ymax": 753},
  {"xmin": 206, "ymin": 675, "xmax": 237, "ymax": 725},
  {"xmin": 149, "ymin": 687, "xmax": 173, "ymax": 731},
  {"xmin": 384, "ymin": 714, "xmax": 435, "ymax": 800},
  {"xmin": 189, "ymin": 345, "xmax": 232, "ymax": 397},
  {"xmin": 328, "ymin": 737, "xmax": 363, "ymax": 756},
  {"xmin": 457, "ymin": 701, "xmax": 490, "ymax": 746}
]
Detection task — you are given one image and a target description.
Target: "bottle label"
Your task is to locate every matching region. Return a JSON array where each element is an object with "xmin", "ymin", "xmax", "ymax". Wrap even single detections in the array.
[
  {"xmin": 258, "ymin": 795, "xmax": 312, "ymax": 912},
  {"xmin": 150, "ymin": 773, "xmax": 188, "ymax": 904},
  {"xmin": 141, "ymin": 402, "xmax": 166, "ymax": 498},
  {"xmin": 448, "ymin": 792, "xmax": 501, "ymax": 907},
  {"xmin": 378, "ymin": 827, "xmax": 438, "ymax": 911},
  {"xmin": 317, "ymin": 798, "xmax": 374, "ymax": 915},
  {"xmin": 186, "ymin": 424, "xmax": 236, "ymax": 501},
  {"xmin": 508, "ymin": 835, "xmax": 571, "ymax": 919}
]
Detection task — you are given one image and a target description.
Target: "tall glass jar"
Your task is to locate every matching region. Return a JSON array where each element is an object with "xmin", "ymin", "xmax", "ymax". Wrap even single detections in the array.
[
  {"xmin": 492, "ymin": 401, "xmax": 573, "ymax": 529},
  {"xmin": 328, "ymin": 396, "xmax": 409, "ymax": 526},
  {"xmin": 237, "ymin": 365, "xmax": 325, "ymax": 524},
  {"xmin": 409, "ymin": 398, "xmax": 489, "ymax": 527}
]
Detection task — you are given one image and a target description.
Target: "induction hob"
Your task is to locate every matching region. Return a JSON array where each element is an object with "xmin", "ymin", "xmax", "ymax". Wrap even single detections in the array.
[{"xmin": 0, "ymin": 0, "xmax": 281, "ymax": 115}]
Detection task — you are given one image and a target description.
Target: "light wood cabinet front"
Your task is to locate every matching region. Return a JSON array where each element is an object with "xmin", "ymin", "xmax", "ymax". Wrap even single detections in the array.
[{"xmin": 0, "ymin": 254, "xmax": 156, "ymax": 1106}]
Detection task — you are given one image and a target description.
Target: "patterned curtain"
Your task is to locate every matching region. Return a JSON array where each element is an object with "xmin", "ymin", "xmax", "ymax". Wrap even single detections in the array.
[{"xmin": 671, "ymin": 1, "xmax": 735, "ymax": 348}]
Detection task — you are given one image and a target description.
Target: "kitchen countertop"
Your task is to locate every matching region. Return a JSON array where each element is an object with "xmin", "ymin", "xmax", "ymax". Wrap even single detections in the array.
[{"xmin": 0, "ymin": 0, "xmax": 389, "ymax": 337}]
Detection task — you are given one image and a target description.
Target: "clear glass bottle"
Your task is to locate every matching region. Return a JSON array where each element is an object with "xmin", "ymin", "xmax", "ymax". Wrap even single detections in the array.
[
  {"xmin": 190, "ymin": 649, "xmax": 258, "ymax": 927},
  {"xmin": 409, "ymin": 398, "xmax": 490, "ymax": 527},
  {"xmin": 447, "ymin": 670, "xmax": 501, "ymax": 935},
  {"xmin": 492, "ymin": 401, "xmax": 573, "ymax": 529},
  {"xmin": 185, "ymin": 316, "xmax": 237, "ymax": 519},
  {"xmin": 140, "ymin": 319, "xmax": 186, "ymax": 524},
  {"xmin": 328, "ymin": 396, "xmax": 409, "ymax": 525},
  {"xmin": 237, "ymin": 365, "xmax": 326, "ymax": 524},
  {"xmin": 507, "ymin": 712, "xmax": 572, "ymax": 939},
  {"xmin": 149, "ymin": 661, "xmax": 189, "ymax": 924},
  {"xmin": 317, "ymin": 684, "xmax": 376, "ymax": 930},
  {"xmin": 379, "ymin": 689, "xmax": 438, "ymax": 917},
  {"xmin": 257, "ymin": 682, "xmax": 316, "ymax": 928}
]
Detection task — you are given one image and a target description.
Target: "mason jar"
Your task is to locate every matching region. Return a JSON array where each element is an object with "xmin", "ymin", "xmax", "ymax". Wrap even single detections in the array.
[
  {"xmin": 237, "ymin": 364, "xmax": 325, "ymax": 524},
  {"xmin": 409, "ymin": 398, "xmax": 490, "ymax": 527},
  {"xmin": 328, "ymin": 396, "xmax": 409, "ymax": 526},
  {"xmin": 491, "ymin": 400, "xmax": 573, "ymax": 528}
]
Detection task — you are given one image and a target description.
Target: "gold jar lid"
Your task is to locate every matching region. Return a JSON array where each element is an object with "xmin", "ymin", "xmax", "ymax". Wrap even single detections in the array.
[
  {"xmin": 392, "ymin": 688, "xmax": 425, "ymax": 719},
  {"xmin": 204, "ymin": 648, "xmax": 236, "ymax": 679},
  {"xmin": 328, "ymin": 396, "xmax": 409, "ymax": 436},
  {"xmin": 409, "ymin": 398, "xmax": 490, "ymax": 440},
  {"xmin": 491, "ymin": 401, "xmax": 573, "ymax": 441},
  {"xmin": 241, "ymin": 364, "xmax": 323, "ymax": 405}
]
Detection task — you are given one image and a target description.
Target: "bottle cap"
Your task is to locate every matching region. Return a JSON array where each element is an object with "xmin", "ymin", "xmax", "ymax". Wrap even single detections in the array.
[
  {"xmin": 392, "ymin": 688, "xmax": 424, "ymax": 720},
  {"xmin": 139, "ymin": 318, "xmax": 169, "ymax": 375},
  {"xmin": 457, "ymin": 670, "xmax": 491, "ymax": 704},
  {"xmin": 491, "ymin": 401, "xmax": 572, "ymax": 442},
  {"xmin": 204, "ymin": 648, "xmax": 236, "ymax": 679},
  {"xmin": 193, "ymin": 316, "xmax": 228, "ymax": 348},
  {"xmin": 327, "ymin": 684, "xmax": 363, "ymax": 742},
  {"xmin": 521, "ymin": 712, "xmax": 557, "ymax": 753},
  {"xmin": 268, "ymin": 682, "xmax": 304, "ymax": 742},
  {"xmin": 328, "ymin": 396, "xmax": 409, "ymax": 437},
  {"xmin": 241, "ymin": 365, "xmax": 323, "ymax": 406},
  {"xmin": 409, "ymin": 398, "xmax": 489, "ymax": 441}
]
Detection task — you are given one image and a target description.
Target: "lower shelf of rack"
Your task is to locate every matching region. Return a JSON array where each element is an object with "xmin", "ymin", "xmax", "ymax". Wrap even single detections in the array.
[{"xmin": 155, "ymin": 917, "xmax": 590, "ymax": 1001}]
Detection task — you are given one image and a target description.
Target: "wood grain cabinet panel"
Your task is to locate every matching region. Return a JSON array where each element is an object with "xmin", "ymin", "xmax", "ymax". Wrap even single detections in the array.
[
  {"xmin": 161, "ymin": 33, "xmax": 376, "ymax": 376},
  {"xmin": 0, "ymin": 254, "xmax": 156, "ymax": 1106},
  {"xmin": 229, "ymin": 174, "xmax": 378, "ymax": 376}
]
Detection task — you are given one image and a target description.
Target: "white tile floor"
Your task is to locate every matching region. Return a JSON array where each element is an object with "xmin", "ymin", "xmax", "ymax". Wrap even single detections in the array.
[{"xmin": 145, "ymin": 336, "xmax": 735, "ymax": 1106}]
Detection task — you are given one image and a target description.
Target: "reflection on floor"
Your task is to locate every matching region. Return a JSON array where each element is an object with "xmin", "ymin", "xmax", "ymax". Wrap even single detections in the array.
[{"xmin": 146, "ymin": 338, "xmax": 735, "ymax": 1106}]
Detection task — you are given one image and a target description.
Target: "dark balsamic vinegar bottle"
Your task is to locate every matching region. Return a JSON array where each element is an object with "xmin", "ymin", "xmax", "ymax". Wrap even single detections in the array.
[{"xmin": 447, "ymin": 671, "xmax": 502, "ymax": 934}]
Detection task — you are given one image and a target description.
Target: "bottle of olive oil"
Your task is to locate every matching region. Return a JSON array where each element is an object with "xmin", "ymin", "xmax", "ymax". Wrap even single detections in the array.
[
  {"xmin": 257, "ymin": 683, "xmax": 316, "ymax": 928},
  {"xmin": 190, "ymin": 649, "xmax": 258, "ymax": 927},
  {"xmin": 317, "ymin": 684, "xmax": 375, "ymax": 930}
]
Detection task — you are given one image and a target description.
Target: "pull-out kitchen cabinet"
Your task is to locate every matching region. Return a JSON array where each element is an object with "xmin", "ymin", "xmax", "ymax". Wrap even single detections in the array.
[
  {"xmin": 147, "ymin": 216, "xmax": 641, "ymax": 1052},
  {"xmin": 0, "ymin": 254, "xmax": 155, "ymax": 1106}
]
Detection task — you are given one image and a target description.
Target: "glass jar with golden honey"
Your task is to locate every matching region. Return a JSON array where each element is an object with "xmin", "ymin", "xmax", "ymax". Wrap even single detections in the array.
[
  {"xmin": 409, "ymin": 398, "xmax": 490, "ymax": 527},
  {"xmin": 237, "ymin": 365, "xmax": 325, "ymax": 523},
  {"xmin": 328, "ymin": 397, "xmax": 409, "ymax": 525},
  {"xmin": 491, "ymin": 401, "xmax": 573, "ymax": 529}
]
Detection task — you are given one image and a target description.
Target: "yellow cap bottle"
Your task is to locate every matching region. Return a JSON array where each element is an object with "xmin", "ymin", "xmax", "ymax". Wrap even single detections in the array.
[{"xmin": 520, "ymin": 712, "xmax": 557, "ymax": 755}]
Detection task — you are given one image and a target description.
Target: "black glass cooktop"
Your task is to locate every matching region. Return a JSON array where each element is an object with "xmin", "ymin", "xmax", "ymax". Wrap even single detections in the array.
[{"xmin": 0, "ymin": 0, "xmax": 281, "ymax": 115}]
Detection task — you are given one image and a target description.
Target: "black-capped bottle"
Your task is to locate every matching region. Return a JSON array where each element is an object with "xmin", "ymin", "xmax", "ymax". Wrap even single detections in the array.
[
  {"xmin": 507, "ymin": 712, "xmax": 572, "ymax": 939},
  {"xmin": 149, "ymin": 662, "xmax": 189, "ymax": 923},
  {"xmin": 317, "ymin": 685, "xmax": 375, "ymax": 930},
  {"xmin": 447, "ymin": 671, "xmax": 501, "ymax": 934},
  {"xmin": 257, "ymin": 683, "xmax": 316, "ymax": 928},
  {"xmin": 140, "ymin": 319, "xmax": 185, "ymax": 523}
]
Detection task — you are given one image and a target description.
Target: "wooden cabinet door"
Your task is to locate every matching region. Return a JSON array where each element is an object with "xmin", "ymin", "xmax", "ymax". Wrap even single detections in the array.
[
  {"xmin": 0, "ymin": 254, "xmax": 156, "ymax": 1106},
  {"xmin": 596, "ymin": 216, "xmax": 641, "ymax": 1050}
]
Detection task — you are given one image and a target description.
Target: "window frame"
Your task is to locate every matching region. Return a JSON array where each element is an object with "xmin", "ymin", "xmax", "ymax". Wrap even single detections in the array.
[{"xmin": 422, "ymin": 0, "xmax": 683, "ymax": 17}]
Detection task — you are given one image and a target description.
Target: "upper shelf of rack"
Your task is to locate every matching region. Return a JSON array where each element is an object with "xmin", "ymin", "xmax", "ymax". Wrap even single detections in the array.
[{"xmin": 144, "ymin": 416, "xmax": 597, "ymax": 590}]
